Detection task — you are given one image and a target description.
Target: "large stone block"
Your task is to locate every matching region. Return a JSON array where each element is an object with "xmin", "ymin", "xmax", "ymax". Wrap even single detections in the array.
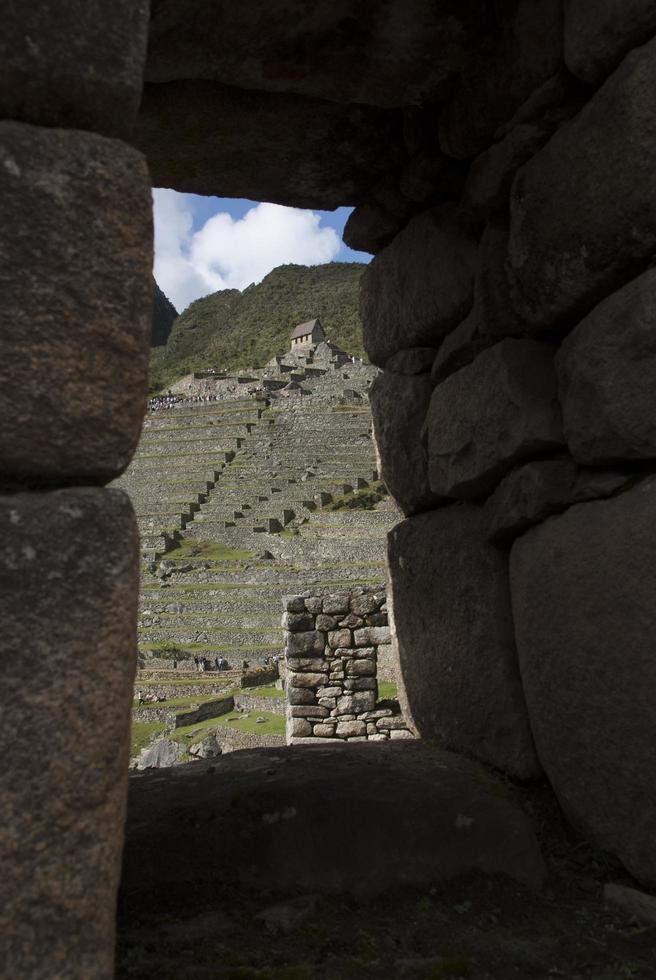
[
  {"xmin": 137, "ymin": 80, "xmax": 402, "ymax": 209},
  {"xmin": 1, "ymin": 1, "xmax": 149, "ymax": 136},
  {"xmin": 360, "ymin": 206, "xmax": 477, "ymax": 367},
  {"xmin": 0, "ymin": 122, "xmax": 152, "ymax": 486},
  {"xmin": 432, "ymin": 220, "xmax": 525, "ymax": 383},
  {"xmin": 485, "ymin": 458, "xmax": 630, "ymax": 545},
  {"xmin": 510, "ymin": 479, "xmax": 656, "ymax": 887},
  {"xmin": 146, "ymin": 0, "xmax": 485, "ymax": 108},
  {"xmin": 122, "ymin": 744, "xmax": 546, "ymax": 898},
  {"xmin": 0, "ymin": 488, "xmax": 139, "ymax": 978},
  {"xmin": 388, "ymin": 507, "xmax": 540, "ymax": 778},
  {"xmin": 462, "ymin": 123, "xmax": 551, "ymax": 223},
  {"xmin": 556, "ymin": 268, "xmax": 656, "ymax": 465},
  {"xmin": 440, "ymin": 0, "xmax": 563, "ymax": 159},
  {"xmin": 510, "ymin": 36, "xmax": 656, "ymax": 330},
  {"xmin": 565, "ymin": 0, "xmax": 656, "ymax": 85},
  {"xmin": 370, "ymin": 371, "xmax": 442, "ymax": 516},
  {"xmin": 427, "ymin": 340, "xmax": 564, "ymax": 499}
]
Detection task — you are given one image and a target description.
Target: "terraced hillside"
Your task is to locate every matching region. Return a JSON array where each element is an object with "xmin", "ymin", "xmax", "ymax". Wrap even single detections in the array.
[{"xmin": 114, "ymin": 393, "xmax": 400, "ymax": 674}]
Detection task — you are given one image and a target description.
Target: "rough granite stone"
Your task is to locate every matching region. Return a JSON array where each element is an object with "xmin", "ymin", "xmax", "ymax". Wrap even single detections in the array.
[
  {"xmin": 146, "ymin": 0, "xmax": 486, "ymax": 108},
  {"xmin": 322, "ymin": 594, "xmax": 351, "ymax": 615},
  {"xmin": 287, "ymin": 631, "xmax": 325, "ymax": 656},
  {"xmin": 342, "ymin": 200, "xmax": 405, "ymax": 255},
  {"xmin": 137, "ymin": 80, "xmax": 402, "ymax": 209},
  {"xmin": 510, "ymin": 479, "xmax": 656, "ymax": 887},
  {"xmin": 556, "ymin": 268, "xmax": 656, "ymax": 465},
  {"xmin": 361, "ymin": 205, "xmax": 478, "ymax": 367},
  {"xmin": 283, "ymin": 611, "xmax": 315, "ymax": 632},
  {"xmin": 370, "ymin": 371, "xmax": 442, "ymax": 516},
  {"xmin": 289, "ymin": 672, "xmax": 329, "ymax": 690},
  {"xmin": 327, "ymin": 629, "xmax": 352, "ymax": 649},
  {"xmin": 388, "ymin": 507, "xmax": 540, "ymax": 779},
  {"xmin": 564, "ymin": 0, "xmax": 656, "ymax": 85},
  {"xmin": 427, "ymin": 340, "xmax": 564, "ymax": 498},
  {"xmin": 122, "ymin": 744, "xmax": 546, "ymax": 896},
  {"xmin": 385, "ymin": 348, "xmax": 438, "ymax": 375},
  {"xmin": 510, "ymin": 36, "xmax": 656, "ymax": 331},
  {"xmin": 0, "ymin": 122, "xmax": 153, "ymax": 486},
  {"xmin": 336, "ymin": 692, "xmax": 376, "ymax": 715},
  {"xmin": 290, "ymin": 718, "xmax": 313, "ymax": 738},
  {"xmin": 336, "ymin": 721, "xmax": 367, "ymax": 738},
  {"xmin": 0, "ymin": 1, "xmax": 149, "ymax": 136},
  {"xmin": 485, "ymin": 458, "xmax": 630, "ymax": 544},
  {"xmin": 0, "ymin": 488, "xmax": 139, "ymax": 979},
  {"xmin": 440, "ymin": 0, "xmax": 563, "ymax": 159},
  {"xmin": 432, "ymin": 220, "xmax": 525, "ymax": 383},
  {"xmin": 462, "ymin": 123, "xmax": 551, "ymax": 222}
]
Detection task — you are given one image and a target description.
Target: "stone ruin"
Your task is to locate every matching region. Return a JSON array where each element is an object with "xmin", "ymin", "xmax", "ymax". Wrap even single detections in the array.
[
  {"xmin": 283, "ymin": 587, "xmax": 413, "ymax": 744},
  {"xmin": 5, "ymin": 3, "xmax": 656, "ymax": 976}
]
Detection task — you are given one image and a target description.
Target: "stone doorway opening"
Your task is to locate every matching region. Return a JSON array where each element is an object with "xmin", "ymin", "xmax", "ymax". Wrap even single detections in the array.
[{"xmin": 5, "ymin": 3, "xmax": 656, "ymax": 977}]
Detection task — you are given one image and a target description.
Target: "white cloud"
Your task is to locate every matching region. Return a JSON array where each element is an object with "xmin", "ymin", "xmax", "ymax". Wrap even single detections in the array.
[{"xmin": 152, "ymin": 189, "xmax": 341, "ymax": 312}]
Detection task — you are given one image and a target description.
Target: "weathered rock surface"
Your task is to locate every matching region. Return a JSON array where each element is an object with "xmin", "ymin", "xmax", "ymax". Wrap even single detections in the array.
[
  {"xmin": 146, "ymin": 0, "xmax": 486, "ymax": 108},
  {"xmin": 462, "ymin": 123, "xmax": 550, "ymax": 222},
  {"xmin": 0, "ymin": 121, "xmax": 152, "ymax": 486},
  {"xmin": 440, "ymin": 0, "xmax": 563, "ymax": 159},
  {"xmin": 370, "ymin": 371, "xmax": 442, "ymax": 515},
  {"xmin": 556, "ymin": 268, "xmax": 656, "ymax": 465},
  {"xmin": 510, "ymin": 479, "xmax": 656, "ymax": 887},
  {"xmin": 189, "ymin": 735, "xmax": 222, "ymax": 760},
  {"xmin": 342, "ymin": 201, "xmax": 404, "ymax": 254},
  {"xmin": 0, "ymin": 488, "xmax": 139, "ymax": 979},
  {"xmin": 137, "ymin": 81, "xmax": 402, "ymax": 208},
  {"xmin": 510, "ymin": 36, "xmax": 656, "ymax": 330},
  {"xmin": 603, "ymin": 883, "xmax": 656, "ymax": 927},
  {"xmin": 485, "ymin": 458, "xmax": 630, "ymax": 544},
  {"xmin": 121, "ymin": 744, "xmax": 545, "ymax": 899},
  {"xmin": 432, "ymin": 220, "xmax": 525, "ymax": 383},
  {"xmin": 427, "ymin": 340, "xmax": 564, "ymax": 498},
  {"xmin": 0, "ymin": 0, "xmax": 149, "ymax": 136},
  {"xmin": 361, "ymin": 206, "xmax": 477, "ymax": 366},
  {"xmin": 136, "ymin": 739, "xmax": 182, "ymax": 770},
  {"xmin": 565, "ymin": 0, "xmax": 656, "ymax": 85},
  {"xmin": 384, "ymin": 347, "xmax": 437, "ymax": 376},
  {"xmin": 388, "ymin": 508, "xmax": 540, "ymax": 778}
]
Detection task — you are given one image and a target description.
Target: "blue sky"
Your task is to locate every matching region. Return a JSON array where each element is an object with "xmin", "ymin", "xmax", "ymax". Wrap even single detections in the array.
[{"xmin": 152, "ymin": 190, "xmax": 370, "ymax": 312}]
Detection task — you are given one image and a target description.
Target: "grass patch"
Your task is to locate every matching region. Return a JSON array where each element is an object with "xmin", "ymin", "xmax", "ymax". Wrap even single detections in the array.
[
  {"xmin": 171, "ymin": 709, "xmax": 285, "ymax": 742},
  {"xmin": 164, "ymin": 538, "xmax": 255, "ymax": 561},
  {"xmin": 377, "ymin": 681, "xmax": 398, "ymax": 701},
  {"xmin": 245, "ymin": 685, "xmax": 284, "ymax": 699},
  {"xmin": 323, "ymin": 481, "xmax": 388, "ymax": 512},
  {"xmin": 276, "ymin": 528, "xmax": 300, "ymax": 539},
  {"xmin": 130, "ymin": 720, "xmax": 166, "ymax": 757},
  {"xmin": 132, "ymin": 693, "xmax": 232, "ymax": 710}
]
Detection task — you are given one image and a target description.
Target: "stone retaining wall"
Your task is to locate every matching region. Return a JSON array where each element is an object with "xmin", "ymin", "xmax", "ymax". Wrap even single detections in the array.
[{"xmin": 283, "ymin": 587, "xmax": 413, "ymax": 744}]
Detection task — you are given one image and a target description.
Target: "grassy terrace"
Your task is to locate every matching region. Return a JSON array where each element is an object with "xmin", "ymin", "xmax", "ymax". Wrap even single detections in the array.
[
  {"xmin": 131, "ymin": 709, "xmax": 285, "ymax": 757},
  {"xmin": 163, "ymin": 539, "xmax": 255, "ymax": 561}
]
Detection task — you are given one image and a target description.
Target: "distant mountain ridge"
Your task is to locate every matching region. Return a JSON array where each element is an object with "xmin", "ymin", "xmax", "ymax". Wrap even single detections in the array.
[
  {"xmin": 149, "ymin": 262, "xmax": 365, "ymax": 392},
  {"xmin": 151, "ymin": 281, "xmax": 178, "ymax": 347}
]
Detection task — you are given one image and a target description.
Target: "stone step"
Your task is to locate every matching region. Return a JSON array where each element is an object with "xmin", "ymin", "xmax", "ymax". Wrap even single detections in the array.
[
  {"xmin": 140, "ymin": 611, "xmax": 279, "ymax": 628},
  {"xmin": 139, "ymin": 626, "xmax": 281, "ymax": 645}
]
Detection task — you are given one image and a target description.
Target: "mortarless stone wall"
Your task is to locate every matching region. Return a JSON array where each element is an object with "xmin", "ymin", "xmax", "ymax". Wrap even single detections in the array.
[
  {"xmin": 7, "ymin": 5, "xmax": 656, "ymax": 972},
  {"xmin": 283, "ymin": 588, "xmax": 414, "ymax": 744}
]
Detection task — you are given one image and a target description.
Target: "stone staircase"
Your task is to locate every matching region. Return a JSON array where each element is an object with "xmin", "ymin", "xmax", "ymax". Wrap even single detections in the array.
[{"xmin": 116, "ymin": 389, "xmax": 402, "ymax": 672}]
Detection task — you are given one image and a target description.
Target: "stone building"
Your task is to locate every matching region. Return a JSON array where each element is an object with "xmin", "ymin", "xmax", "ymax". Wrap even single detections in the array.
[
  {"xmin": 290, "ymin": 317, "xmax": 325, "ymax": 349},
  {"xmin": 5, "ymin": 2, "xmax": 656, "ymax": 977}
]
